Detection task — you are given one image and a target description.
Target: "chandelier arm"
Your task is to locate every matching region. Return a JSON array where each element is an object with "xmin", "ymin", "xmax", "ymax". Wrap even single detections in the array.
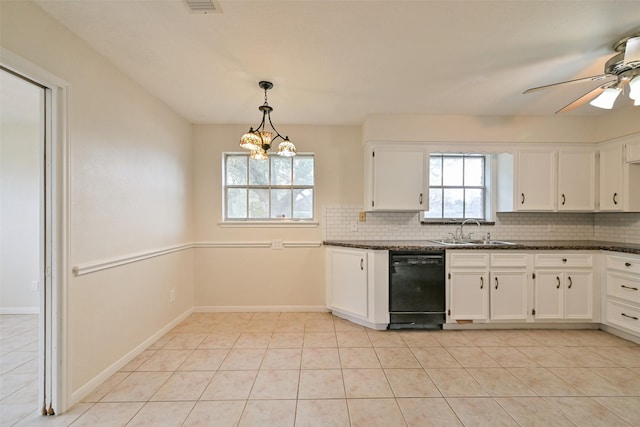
[{"xmin": 266, "ymin": 111, "xmax": 285, "ymax": 144}]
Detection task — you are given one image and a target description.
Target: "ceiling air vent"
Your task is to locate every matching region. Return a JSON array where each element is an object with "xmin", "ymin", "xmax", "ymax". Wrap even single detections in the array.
[{"xmin": 183, "ymin": 0, "xmax": 222, "ymax": 14}]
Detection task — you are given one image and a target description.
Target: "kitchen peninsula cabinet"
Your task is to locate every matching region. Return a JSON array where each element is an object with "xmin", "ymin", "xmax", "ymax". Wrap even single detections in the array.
[
  {"xmin": 325, "ymin": 246, "xmax": 389, "ymax": 329},
  {"xmin": 364, "ymin": 142, "xmax": 428, "ymax": 211}
]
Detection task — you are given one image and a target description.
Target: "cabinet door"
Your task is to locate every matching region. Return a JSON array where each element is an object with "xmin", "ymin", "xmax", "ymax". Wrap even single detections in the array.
[
  {"xmin": 450, "ymin": 271, "xmax": 488, "ymax": 320},
  {"xmin": 557, "ymin": 150, "xmax": 596, "ymax": 211},
  {"xmin": 564, "ymin": 271, "xmax": 593, "ymax": 319},
  {"xmin": 534, "ymin": 271, "xmax": 564, "ymax": 319},
  {"xmin": 330, "ymin": 249, "xmax": 368, "ymax": 318},
  {"xmin": 516, "ymin": 149, "xmax": 556, "ymax": 211},
  {"xmin": 599, "ymin": 143, "xmax": 624, "ymax": 211},
  {"xmin": 490, "ymin": 271, "xmax": 528, "ymax": 320},
  {"xmin": 371, "ymin": 148, "xmax": 427, "ymax": 211}
]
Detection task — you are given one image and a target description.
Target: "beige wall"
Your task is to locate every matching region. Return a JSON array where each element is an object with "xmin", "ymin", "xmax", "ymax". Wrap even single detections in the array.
[
  {"xmin": 192, "ymin": 124, "xmax": 361, "ymax": 308},
  {"xmin": 1, "ymin": 0, "xmax": 194, "ymax": 396}
]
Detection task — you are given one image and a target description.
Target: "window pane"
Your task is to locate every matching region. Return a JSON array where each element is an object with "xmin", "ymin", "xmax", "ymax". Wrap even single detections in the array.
[
  {"xmin": 249, "ymin": 157, "xmax": 269, "ymax": 185},
  {"xmin": 226, "ymin": 156, "xmax": 247, "ymax": 185},
  {"xmin": 464, "ymin": 157, "xmax": 484, "ymax": 186},
  {"xmin": 248, "ymin": 188, "xmax": 269, "ymax": 218},
  {"xmin": 429, "ymin": 156, "xmax": 442, "ymax": 186},
  {"xmin": 465, "ymin": 189, "xmax": 484, "ymax": 218},
  {"xmin": 271, "ymin": 156, "xmax": 291, "ymax": 185},
  {"xmin": 293, "ymin": 156, "xmax": 314, "ymax": 185},
  {"xmin": 443, "ymin": 188, "xmax": 464, "ymax": 218},
  {"xmin": 271, "ymin": 189, "xmax": 291, "ymax": 218},
  {"xmin": 442, "ymin": 157, "xmax": 463, "ymax": 186},
  {"xmin": 293, "ymin": 189, "xmax": 313, "ymax": 218},
  {"xmin": 226, "ymin": 188, "xmax": 247, "ymax": 219},
  {"xmin": 425, "ymin": 188, "xmax": 442, "ymax": 218}
]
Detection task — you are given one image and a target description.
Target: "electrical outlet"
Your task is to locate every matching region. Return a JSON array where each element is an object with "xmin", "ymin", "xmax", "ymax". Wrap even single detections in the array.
[
  {"xmin": 358, "ymin": 212, "xmax": 366, "ymax": 222},
  {"xmin": 271, "ymin": 239, "xmax": 284, "ymax": 250},
  {"xmin": 31, "ymin": 281, "xmax": 39, "ymax": 291},
  {"xmin": 169, "ymin": 289, "xmax": 175, "ymax": 303}
]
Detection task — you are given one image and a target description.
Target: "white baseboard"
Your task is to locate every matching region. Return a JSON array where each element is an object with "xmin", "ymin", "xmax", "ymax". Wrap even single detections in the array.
[
  {"xmin": 599, "ymin": 324, "xmax": 640, "ymax": 345},
  {"xmin": 0, "ymin": 307, "xmax": 40, "ymax": 315},
  {"xmin": 194, "ymin": 305, "xmax": 329, "ymax": 313},
  {"xmin": 330, "ymin": 310, "xmax": 387, "ymax": 330},
  {"xmin": 69, "ymin": 307, "xmax": 194, "ymax": 406}
]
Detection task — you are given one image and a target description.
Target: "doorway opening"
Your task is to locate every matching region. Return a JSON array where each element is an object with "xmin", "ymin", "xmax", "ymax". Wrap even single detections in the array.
[{"xmin": 0, "ymin": 62, "xmax": 65, "ymax": 422}]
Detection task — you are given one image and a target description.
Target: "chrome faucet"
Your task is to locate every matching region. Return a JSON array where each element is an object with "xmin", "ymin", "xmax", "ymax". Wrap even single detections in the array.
[{"xmin": 460, "ymin": 219, "xmax": 481, "ymax": 241}]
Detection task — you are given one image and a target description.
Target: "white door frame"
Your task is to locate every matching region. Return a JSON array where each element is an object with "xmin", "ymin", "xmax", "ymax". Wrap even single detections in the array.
[{"xmin": 1, "ymin": 47, "xmax": 71, "ymax": 413}]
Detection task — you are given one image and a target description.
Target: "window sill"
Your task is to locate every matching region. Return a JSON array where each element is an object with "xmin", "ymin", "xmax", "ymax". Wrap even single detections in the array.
[{"xmin": 218, "ymin": 220, "xmax": 319, "ymax": 228}]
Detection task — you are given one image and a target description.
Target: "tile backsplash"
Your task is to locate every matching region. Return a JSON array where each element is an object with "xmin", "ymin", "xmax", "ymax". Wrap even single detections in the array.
[{"xmin": 322, "ymin": 205, "xmax": 640, "ymax": 244}]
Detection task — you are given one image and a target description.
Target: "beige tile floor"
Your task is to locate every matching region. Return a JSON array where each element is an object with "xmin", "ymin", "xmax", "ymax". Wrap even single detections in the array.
[{"xmin": 4, "ymin": 312, "xmax": 640, "ymax": 426}]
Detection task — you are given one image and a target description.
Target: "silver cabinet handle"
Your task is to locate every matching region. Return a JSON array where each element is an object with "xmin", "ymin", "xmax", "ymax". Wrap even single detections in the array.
[
  {"xmin": 556, "ymin": 276, "xmax": 561, "ymax": 289},
  {"xmin": 613, "ymin": 192, "xmax": 618, "ymax": 205},
  {"xmin": 621, "ymin": 285, "xmax": 639, "ymax": 291},
  {"xmin": 621, "ymin": 313, "xmax": 638, "ymax": 321},
  {"xmin": 480, "ymin": 276, "xmax": 484, "ymax": 289},
  {"xmin": 419, "ymin": 193, "xmax": 423, "ymax": 204},
  {"xmin": 495, "ymin": 277, "xmax": 499, "ymax": 290},
  {"xmin": 567, "ymin": 276, "xmax": 572, "ymax": 289},
  {"xmin": 360, "ymin": 258, "xmax": 364, "ymax": 270},
  {"xmin": 561, "ymin": 194, "xmax": 566, "ymax": 205},
  {"xmin": 521, "ymin": 193, "xmax": 525, "ymax": 204}
]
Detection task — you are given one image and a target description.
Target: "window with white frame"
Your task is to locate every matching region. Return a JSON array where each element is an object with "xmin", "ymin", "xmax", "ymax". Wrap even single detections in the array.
[
  {"xmin": 424, "ymin": 153, "xmax": 486, "ymax": 220},
  {"xmin": 224, "ymin": 153, "xmax": 314, "ymax": 220}
]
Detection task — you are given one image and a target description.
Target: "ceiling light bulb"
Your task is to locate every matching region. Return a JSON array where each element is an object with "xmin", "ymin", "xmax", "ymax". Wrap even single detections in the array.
[
  {"xmin": 629, "ymin": 76, "xmax": 640, "ymax": 101},
  {"xmin": 589, "ymin": 87, "xmax": 622, "ymax": 109},
  {"xmin": 250, "ymin": 148, "xmax": 268, "ymax": 160}
]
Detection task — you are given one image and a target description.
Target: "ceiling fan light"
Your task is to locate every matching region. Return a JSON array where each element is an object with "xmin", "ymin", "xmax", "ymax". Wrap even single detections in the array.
[
  {"xmin": 629, "ymin": 76, "xmax": 640, "ymax": 100},
  {"xmin": 589, "ymin": 87, "xmax": 622, "ymax": 109},
  {"xmin": 624, "ymin": 36, "xmax": 640, "ymax": 66}
]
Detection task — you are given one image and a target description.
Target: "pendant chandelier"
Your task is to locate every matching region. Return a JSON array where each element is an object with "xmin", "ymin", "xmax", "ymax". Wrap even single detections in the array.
[{"xmin": 240, "ymin": 81, "xmax": 296, "ymax": 159}]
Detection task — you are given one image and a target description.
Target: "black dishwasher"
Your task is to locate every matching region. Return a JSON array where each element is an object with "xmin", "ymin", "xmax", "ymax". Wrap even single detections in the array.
[{"xmin": 389, "ymin": 251, "xmax": 446, "ymax": 329}]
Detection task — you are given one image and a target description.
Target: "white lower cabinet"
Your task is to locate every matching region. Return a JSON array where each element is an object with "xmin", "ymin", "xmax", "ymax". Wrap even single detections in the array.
[
  {"xmin": 605, "ymin": 252, "xmax": 640, "ymax": 336},
  {"xmin": 448, "ymin": 252, "xmax": 528, "ymax": 322},
  {"xmin": 325, "ymin": 246, "xmax": 389, "ymax": 329},
  {"xmin": 533, "ymin": 271, "xmax": 593, "ymax": 319},
  {"xmin": 490, "ymin": 270, "xmax": 528, "ymax": 320},
  {"xmin": 449, "ymin": 270, "xmax": 489, "ymax": 320},
  {"xmin": 533, "ymin": 253, "xmax": 594, "ymax": 321}
]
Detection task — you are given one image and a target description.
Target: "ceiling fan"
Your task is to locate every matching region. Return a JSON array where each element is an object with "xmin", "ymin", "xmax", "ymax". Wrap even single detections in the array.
[{"xmin": 523, "ymin": 33, "xmax": 640, "ymax": 113}]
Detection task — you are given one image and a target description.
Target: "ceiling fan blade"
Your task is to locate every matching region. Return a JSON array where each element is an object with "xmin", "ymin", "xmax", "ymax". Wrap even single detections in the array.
[
  {"xmin": 555, "ymin": 83, "xmax": 615, "ymax": 113},
  {"xmin": 523, "ymin": 74, "xmax": 613, "ymax": 94}
]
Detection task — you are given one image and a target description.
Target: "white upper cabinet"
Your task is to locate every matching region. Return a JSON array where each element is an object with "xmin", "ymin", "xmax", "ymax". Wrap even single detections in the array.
[
  {"xmin": 515, "ymin": 149, "xmax": 556, "ymax": 211},
  {"xmin": 557, "ymin": 149, "xmax": 596, "ymax": 211},
  {"xmin": 364, "ymin": 143, "xmax": 428, "ymax": 211},
  {"xmin": 599, "ymin": 138, "xmax": 640, "ymax": 212}
]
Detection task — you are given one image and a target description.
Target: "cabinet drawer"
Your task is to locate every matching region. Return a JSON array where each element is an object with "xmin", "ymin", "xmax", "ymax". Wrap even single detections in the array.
[
  {"xmin": 449, "ymin": 252, "xmax": 489, "ymax": 268},
  {"xmin": 534, "ymin": 253, "xmax": 592, "ymax": 268},
  {"xmin": 607, "ymin": 272, "xmax": 640, "ymax": 305},
  {"xmin": 491, "ymin": 253, "xmax": 528, "ymax": 268},
  {"xmin": 607, "ymin": 300, "xmax": 640, "ymax": 334},
  {"xmin": 607, "ymin": 254, "xmax": 640, "ymax": 275}
]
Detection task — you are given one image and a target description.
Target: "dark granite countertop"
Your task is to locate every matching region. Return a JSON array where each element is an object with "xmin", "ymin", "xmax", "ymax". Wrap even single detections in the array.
[{"xmin": 323, "ymin": 240, "xmax": 640, "ymax": 255}]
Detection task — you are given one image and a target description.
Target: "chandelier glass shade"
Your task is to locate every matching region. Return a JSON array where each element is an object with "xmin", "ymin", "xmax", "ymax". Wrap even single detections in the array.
[{"xmin": 240, "ymin": 81, "xmax": 296, "ymax": 159}]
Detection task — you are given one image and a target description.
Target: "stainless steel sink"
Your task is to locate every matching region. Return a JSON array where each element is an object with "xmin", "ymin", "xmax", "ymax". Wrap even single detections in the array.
[{"xmin": 429, "ymin": 239, "xmax": 516, "ymax": 246}]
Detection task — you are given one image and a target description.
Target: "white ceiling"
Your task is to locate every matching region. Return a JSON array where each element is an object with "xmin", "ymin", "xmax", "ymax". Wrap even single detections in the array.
[{"xmin": 35, "ymin": 0, "xmax": 640, "ymax": 125}]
